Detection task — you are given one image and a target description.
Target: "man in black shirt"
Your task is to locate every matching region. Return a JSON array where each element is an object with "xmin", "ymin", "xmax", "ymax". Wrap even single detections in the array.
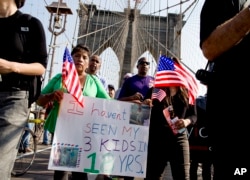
[
  {"xmin": 0, "ymin": 0, "xmax": 47, "ymax": 179},
  {"xmin": 200, "ymin": 0, "xmax": 250, "ymax": 179}
]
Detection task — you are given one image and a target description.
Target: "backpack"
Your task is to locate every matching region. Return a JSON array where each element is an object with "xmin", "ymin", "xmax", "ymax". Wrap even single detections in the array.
[{"xmin": 18, "ymin": 13, "xmax": 43, "ymax": 107}]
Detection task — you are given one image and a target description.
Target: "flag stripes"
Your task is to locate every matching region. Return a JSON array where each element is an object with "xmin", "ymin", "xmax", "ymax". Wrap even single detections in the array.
[
  {"xmin": 154, "ymin": 55, "xmax": 198, "ymax": 105},
  {"xmin": 174, "ymin": 62, "xmax": 198, "ymax": 105},
  {"xmin": 151, "ymin": 88, "xmax": 166, "ymax": 102},
  {"xmin": 62, "ymin": 47, "xmax": 84, "ymax": 107}
]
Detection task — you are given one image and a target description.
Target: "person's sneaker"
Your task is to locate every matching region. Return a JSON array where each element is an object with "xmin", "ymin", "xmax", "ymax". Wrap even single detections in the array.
[{"xmin": 25, "ymin": 147, "xmax": 33, "ymax": 152}]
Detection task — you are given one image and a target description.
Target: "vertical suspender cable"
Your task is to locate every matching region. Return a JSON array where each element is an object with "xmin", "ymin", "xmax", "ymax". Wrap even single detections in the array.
[{"xmin": 91, "ymin": 0, "xmax": 101, "ymax": 53}]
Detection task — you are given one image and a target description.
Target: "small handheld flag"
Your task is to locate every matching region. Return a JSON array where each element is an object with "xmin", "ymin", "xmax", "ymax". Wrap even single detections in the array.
[
  {"xmin": 151, "ymin": 88, "xmax": 166, "ymax": 102},
  {"xmin": 62, "ymin": 47, "xmax": 84, "ymax": 107}
]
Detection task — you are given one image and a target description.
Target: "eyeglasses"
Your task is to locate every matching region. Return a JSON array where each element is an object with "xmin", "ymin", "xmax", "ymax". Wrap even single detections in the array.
[{"xmin": 138, "ymin": 61, "xmax": 150, "ymax": 65}]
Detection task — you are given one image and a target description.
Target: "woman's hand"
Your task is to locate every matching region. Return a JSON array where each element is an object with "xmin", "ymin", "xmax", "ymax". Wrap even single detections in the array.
[
  {"xmin": 174, "ymin": 119, "xmax": 191, "ymax": 130},
  {"xmin": 51, "ymin": 90, "xmax": 64, "ymax": 102},
  {"xmin": 37, "ymin": 90, "xmax": 64, "ymax": 107}
]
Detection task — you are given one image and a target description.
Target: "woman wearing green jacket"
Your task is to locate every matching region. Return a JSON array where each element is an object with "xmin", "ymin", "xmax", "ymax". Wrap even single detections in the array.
[{"xmin": 37, "ymin": 44, "xmax": 110, "ymax": 180}]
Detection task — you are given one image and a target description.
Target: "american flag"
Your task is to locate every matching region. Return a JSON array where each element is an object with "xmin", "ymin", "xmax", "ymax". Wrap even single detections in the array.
[
  {"xmin": 62, "ymin": 47, "xmax": 84, "ymax": 107},
  {"xmin": 154, "ymin": 55, "xmax": 198, "ymax": 105},
  {"xmin": 151, "ymin": 88, "xmax": 166, "ymax": 102}
]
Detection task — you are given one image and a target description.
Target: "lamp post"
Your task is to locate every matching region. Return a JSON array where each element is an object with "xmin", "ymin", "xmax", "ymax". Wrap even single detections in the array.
[{"xmin": 46, "ymin": 0, "xmax": 73, "ymax": 81}]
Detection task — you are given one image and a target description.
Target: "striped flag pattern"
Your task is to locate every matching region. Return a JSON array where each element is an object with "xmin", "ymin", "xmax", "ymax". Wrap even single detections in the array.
[
  {"xmin": 62, "ymin": 47, "xmax": 84, "ymax": 107},
  {"xmin": 151, "ymin": 88, "xmax": 166, "ymax": 102},
  {"xmin": 174, "ymin": 60, "xmax": 198, "ymax": 105},
  {"xmin": 154, "ymin": 55, "xmax": 198, "ymax": 105}
]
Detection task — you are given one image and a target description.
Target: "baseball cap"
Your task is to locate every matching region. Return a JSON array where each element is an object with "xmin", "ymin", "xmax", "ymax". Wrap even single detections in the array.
[{"xmin": 108, "ymin": 84, "xmax": 115, "ymax": 90}]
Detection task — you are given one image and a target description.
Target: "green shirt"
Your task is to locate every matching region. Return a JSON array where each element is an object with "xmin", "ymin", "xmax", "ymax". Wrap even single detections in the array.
[{"xmin": 43, "ymin": 73, "xmax": 110, "ymax": 133}]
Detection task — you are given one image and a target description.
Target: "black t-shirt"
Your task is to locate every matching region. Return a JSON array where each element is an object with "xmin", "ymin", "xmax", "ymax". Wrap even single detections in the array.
[
  {"xmin": 0, "ymin": 10, "xmax": 47, "ymax": 91},
  {"xmin": 199, "ymin": 0, "xmax": 250, "ymax": 146},
  {"xmin": 200, "ymin": 0, "xmax": 249, "ymax": 77}
]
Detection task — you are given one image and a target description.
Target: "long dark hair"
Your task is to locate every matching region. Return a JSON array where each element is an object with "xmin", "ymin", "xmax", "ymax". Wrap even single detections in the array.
[
  {"xmin": 15, "ymin": 0, "xmax": 25, "ymax": 8},
  {"xmin": 165, "ymin": 86, "xmax": 189, "ymax": 107}
]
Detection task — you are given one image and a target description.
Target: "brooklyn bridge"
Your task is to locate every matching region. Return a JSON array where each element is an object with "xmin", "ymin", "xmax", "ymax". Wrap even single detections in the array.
[
  {"xmin": 23, "ymin": 0, "xmax": 207, "ymax": 94},
  {"xmin": 10, "ymin": 1, "xmax": 209, "ymax": 179}
]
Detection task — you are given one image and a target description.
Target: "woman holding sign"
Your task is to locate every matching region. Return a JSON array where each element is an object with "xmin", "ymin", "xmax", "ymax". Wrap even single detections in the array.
[{"xmin": 36, "ymin": 44, "xmax": 110, "ymax": 180}]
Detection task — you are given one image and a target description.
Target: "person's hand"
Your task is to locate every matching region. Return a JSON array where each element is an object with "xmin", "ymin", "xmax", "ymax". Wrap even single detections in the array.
[
  {"xmin": 142, "ymin": 98, "xmax": 153, "ymax": 107},
  {"xmin": 37, "ymin": 91, "xmax": 63, "ymax": 108},
  {"xmin": 50, "ymin": 90, "xmax": 64, "ymax": 102},
  {"xmin": 132, "ymin": 100, "xmax": 142, "ymax": 104},
  {"xmin": 133, "ymin": 92, "xmax": 144, "ymax": 101},
  {"xmin": 174, "ymin": 118, "xmax": 191, "ymax": 130}
]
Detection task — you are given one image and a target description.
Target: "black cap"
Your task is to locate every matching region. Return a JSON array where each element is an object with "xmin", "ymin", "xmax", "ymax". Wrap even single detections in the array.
[{"xmin": 108, "ymin": 84, "xmax": 115, "ymax": 90}]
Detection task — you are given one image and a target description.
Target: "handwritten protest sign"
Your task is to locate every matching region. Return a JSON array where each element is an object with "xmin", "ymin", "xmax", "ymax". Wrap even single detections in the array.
[{"xmin": 48, "ymin": 93, "xmax": 151, "ymax": 178}]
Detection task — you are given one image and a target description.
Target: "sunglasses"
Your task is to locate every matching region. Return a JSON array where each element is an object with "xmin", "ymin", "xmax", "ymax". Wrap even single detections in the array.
[{"xmin": 138, "ymin": 61, "xmax": 150, "ymax": 65}]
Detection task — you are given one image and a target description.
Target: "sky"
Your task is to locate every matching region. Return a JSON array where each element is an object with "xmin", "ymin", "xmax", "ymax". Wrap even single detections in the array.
[{"xmin": 21, "ymin": 0, "xmax": 207, "ymax": 95}]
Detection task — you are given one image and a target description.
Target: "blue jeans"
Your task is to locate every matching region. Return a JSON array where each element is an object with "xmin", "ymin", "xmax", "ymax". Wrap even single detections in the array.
[
  {"xmin": 0, "ymin": 91, "xmax": 29, "ymax": 180},
  {"xmin": 21, "ymin": 122, "xmax": 34, "ymax": 148},
  {"xmin": 43, "ymin": 129, "xmax": 49, "ymax": 144}
]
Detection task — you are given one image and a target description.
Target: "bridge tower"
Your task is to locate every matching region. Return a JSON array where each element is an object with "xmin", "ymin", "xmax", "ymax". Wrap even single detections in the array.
[{"xmin": 77, "ymin": 3, "xmax": 182, "ymax": 84}]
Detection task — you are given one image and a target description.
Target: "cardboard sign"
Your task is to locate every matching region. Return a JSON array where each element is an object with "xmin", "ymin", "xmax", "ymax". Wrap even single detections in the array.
[{"xmin": 48, "ymin": 93, "xmax": 151, "ymax": 178}]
